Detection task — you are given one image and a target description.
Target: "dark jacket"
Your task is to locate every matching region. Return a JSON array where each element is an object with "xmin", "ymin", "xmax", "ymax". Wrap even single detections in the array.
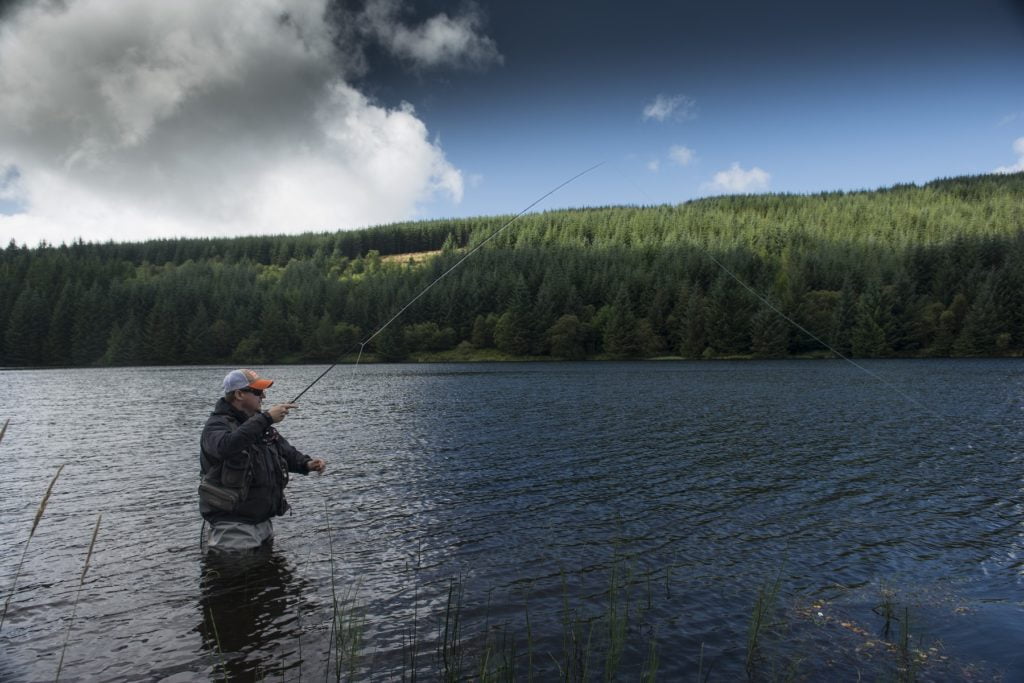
[{"xmin": 199, "ymin": 398, "xmax": 312, "ymax": 524}]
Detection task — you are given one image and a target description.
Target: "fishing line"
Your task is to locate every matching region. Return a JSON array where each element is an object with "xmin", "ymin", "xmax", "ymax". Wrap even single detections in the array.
[
  {"xmin": 199, "ymin": 167, "xmax": 605, "ymax": 549},
  {"xmin": 611, "ymin": 163, "xmax": 980, "ymax": 442},
  {"xmin": 289, "ymin": 161, "xmax": 606, "ymax": 404}
]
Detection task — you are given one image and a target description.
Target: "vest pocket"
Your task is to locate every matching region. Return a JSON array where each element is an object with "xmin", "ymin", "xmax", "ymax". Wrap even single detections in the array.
[
  {"xmin": 221, "ymin": 459, "xmax": 250, "ymax": 488},
  {"xmin": 198, "ymin": 480, "xmax": 241, "ymax": 512}
]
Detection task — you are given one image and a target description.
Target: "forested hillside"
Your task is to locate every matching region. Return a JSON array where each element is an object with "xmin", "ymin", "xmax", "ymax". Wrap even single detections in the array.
[{"xmin": 3, "ymin": 173, "xmax": 1023, "ymax": 366}]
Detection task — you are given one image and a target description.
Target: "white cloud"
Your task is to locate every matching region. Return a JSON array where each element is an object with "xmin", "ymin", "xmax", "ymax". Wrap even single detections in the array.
[
  {"xmin": 646, "ymin": 159, "xmax": 660, "ymax": 173},
  {"xmin": 997, "ymin": 112, "xmax": 1022, "ymax": 128},
  {"xmin": 993, "ymin": 137, "xmax": 1024, "ymax": 174},
  {"xmin": 668, "ymin": 145, "xmax": 695, "ymax": 166},
  {"xmin": 0, "ymin": 0, "xmax": 498, "ymax": 245},
  {"xmin": 703, "ymin": 163, "xmax": 771, "ymax": 194},
  {"xmin": 642, "ymin": 94, "xmax": 695, "ymax": 122},
  {"xmin": 357, "ymin": 0, "xmax": 502, "ymax": 70}
]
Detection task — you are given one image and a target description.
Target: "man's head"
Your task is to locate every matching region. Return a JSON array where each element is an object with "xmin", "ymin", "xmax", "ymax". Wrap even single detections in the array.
[{"xmin": 223, "ymin": 368, "xmax": 274, "ymax": 415}]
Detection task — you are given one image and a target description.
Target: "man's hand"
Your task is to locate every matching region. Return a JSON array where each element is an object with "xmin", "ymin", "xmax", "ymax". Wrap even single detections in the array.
[
  {"xmin": 266, "ymin": 403, "xmax": 298, "ymax": 423},
  {"xmin": 307, "ymin": 458, "xmax": 327, "ymax": 474}
]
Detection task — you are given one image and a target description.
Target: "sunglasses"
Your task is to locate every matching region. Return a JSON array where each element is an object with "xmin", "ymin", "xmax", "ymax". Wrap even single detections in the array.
[{"xmin": 240, "ymin": 387, "xmax": 265, "ymax": 398}]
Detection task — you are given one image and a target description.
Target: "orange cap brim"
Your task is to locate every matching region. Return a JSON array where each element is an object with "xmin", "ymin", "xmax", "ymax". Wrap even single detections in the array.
[{"xmin": 249, "ymin": 379, "xmax": 274, "ymax": 390}]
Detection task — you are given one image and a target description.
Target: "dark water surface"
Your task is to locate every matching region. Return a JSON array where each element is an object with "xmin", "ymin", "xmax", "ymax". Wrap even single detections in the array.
[{"xmin": 1, "ymin": 360, "xmax": 1022, "ymax": 681}]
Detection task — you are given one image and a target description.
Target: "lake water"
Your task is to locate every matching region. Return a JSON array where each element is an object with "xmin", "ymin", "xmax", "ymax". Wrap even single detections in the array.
[{"xmin": 1, "ymin": 360, "xmax": 1022, "ymax": 681}]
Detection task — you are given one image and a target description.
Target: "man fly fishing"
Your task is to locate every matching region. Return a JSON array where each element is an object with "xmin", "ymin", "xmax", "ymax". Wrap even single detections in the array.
[
  {"xmin": 194, "ymin": 165, "xmax": 603, "ymax": 551},
  {"xmin": 199, "ymin": 369, "xmax": 326, "ymax": 551}
]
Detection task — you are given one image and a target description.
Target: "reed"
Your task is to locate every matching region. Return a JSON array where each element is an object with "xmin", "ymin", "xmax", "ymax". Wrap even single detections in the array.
[
  {"xmin": 204, "ymin": 606, "xmax": 228, "ymax": 682},
  {"xmin": 556, "ymin": 571, "xmax": 595, "ymax": 682},
  {"xmin": 896, "ymin": 606, "xmax": 917, "ymax": 683},
  {"xmin": 640, "ymin": 631, "xmax": 658, "ymax": 683},
  {"xmin": 876, "ymin": 586, "xmax": 897, "ymax": 640},
  {"xmin": 439, "ymin": 576, "xmax": 466, "ymax": 681},
  {"xmin": 603, "ymin": 559, "xmax": 631, "ymax": 681},
  {"xmin": 329, "ymin": 585, "xmax": 365, "ymax": 683},
  {"xmin": 1, "ymin": 463, "xmax": 64, "ymax": 631},
  {"xmin": 476, "ymin": 620, "xmax": 518, "ymax": 681},
  {"xmin": 316, "ymin": 547, "xmax": 826, "ymax": 681},
  {"xmin": 874, "ymin": 590, "xmax": 918, "ymax": 683},
  {"xmin": 55, "ymin": 513, "xmax": 101, "ymax": 682},
  {"xmin": 745, "ymin": 570, "xmax": 782, "ymax": 680},
  {"xmin": 323, "ymin": 500, "xmax": 365, "ymax": 682}
]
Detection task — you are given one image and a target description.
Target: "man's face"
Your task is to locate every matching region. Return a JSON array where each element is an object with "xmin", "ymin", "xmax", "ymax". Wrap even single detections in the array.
[{"xmin": 237, "ymin": 387, "xmax": 265, "ymax": 415}]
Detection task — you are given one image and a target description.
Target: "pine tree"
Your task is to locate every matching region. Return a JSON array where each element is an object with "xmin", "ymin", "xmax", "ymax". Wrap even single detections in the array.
[
  {"xmin": 704, "ymin": 273, "xmax": 752, "ymax": 355},
  {"xmin": 547, "ymin": 314, "xmax": 587, "ymax": 360},
  {"xmin": 602, "ymin": 288, "xmax": 639, "ymax": 358},
  {"xmin": 70, "ymin": 284, "xmax": 110, "ymax": 366},
  {"xmin": 145, "ymin": 294, "xmax": 181, "ymax": 364},
  {"xmin": 259, "ymin": 297, "xmax": 289, "ymax": 362},
  {"xmin": 494, "ymin": 276, "xmax": 533, "ymax": 355},
  {"xmin": 953, "ymin": 274, "xmax": 1002, "ymax": 355},
  {"xmin": 46, "ymin": 282, "xmax": 78, "ymax": 366},
  {"xmin": 679, "ymin": 291, "xmax": 707, "ymax": 359},
  {"xmin": 851, "ymin": 282, "xmax": 893, "ymax": 357},
  {"xmin": 4, "ymin": 287, "xmax": 46, "ymax": 366},
  {"xmin": 103, "ymin": 315, "xmax": 143, "ymax": 366},
  {"xmin": 373, "ymin": 324, "xmax": 407, "ymax": 361},
  {"xmin": 830, "ymin": 280, "xmax": 857, "ymax": 356},
  {"xmin": 470, "ymin": 314, "xmax": 496, "ymax": 348},
  {"xmin": 750, "ymin": 306, "xmax": 789, "ymax": 358},
  {"xmin": 494, "ymin": 310, "xmax": 531, "ymax": 355},
  {"xmin": 184, "ymin": 304, "xmax": 214, "ymax": 364}
]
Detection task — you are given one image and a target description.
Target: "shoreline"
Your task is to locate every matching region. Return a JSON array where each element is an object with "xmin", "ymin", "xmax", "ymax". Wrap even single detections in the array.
[{"xmin": 2, "ymin": 350, "xmax": 1022, "ymax": 371}]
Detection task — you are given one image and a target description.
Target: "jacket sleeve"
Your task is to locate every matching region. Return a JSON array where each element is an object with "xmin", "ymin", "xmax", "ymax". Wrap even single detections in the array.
[
  {"xmin": 276, "ymin": 433, "xmax": 313, "ymax": 475},
  {"xmin": 202, "ymin": 412, "xmax": 273, "ymax": 464}
]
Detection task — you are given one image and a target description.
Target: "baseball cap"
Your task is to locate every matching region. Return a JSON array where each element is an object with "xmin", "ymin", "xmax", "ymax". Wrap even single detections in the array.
[{"xmin": 223, "ymin": 368, "xmax": 274, "ymax": 394}]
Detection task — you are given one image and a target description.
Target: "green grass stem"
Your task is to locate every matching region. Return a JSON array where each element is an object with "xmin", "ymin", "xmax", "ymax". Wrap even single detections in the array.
[
  {"xmin": 439, "ymin": 576, "xmax": 465, "ymax": 681},
  {"xmin": 745, "ymin": 570, "xmax": 782, "ymax": 680},
  {"xmin": 1, "ymin": 463, "xmax": 64, "ymax": 631},
  {"xmin": 204, "ymin": 606, "xmax": 228, "ymax": 682},
  {"xmin": 55, "ymin": 513, "xmax": 101, "ymax": 682},
  {"xmin": 323, "ymin": 500, "xmax": 364, "ymax": 682}
]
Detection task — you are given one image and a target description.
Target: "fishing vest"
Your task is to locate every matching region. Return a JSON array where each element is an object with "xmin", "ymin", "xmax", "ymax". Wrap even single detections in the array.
[{"xmin": 199, "ymin": 413, "xmax": 290, "ymax": 521}]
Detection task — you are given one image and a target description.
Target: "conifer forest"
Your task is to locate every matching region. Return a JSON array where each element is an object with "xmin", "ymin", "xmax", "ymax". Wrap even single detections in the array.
[{"xmin": 2, "ymin": 173, "xmax": 1023, "ymax": 367}]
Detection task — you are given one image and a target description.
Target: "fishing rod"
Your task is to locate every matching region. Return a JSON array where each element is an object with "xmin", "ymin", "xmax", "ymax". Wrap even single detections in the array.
[
  {"xmin": 201, "ymin": 164, "xmax": 601, "ymax": 549},
  {"xmin": 289, "ymin": 161, "xmax": 606, "ymax": 404}
]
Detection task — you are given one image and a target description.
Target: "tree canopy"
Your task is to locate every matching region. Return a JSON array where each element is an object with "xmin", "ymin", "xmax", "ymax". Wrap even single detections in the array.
[{"xmin": 3, "ymin": 172, "xmax": 1023, "ymax": 366}]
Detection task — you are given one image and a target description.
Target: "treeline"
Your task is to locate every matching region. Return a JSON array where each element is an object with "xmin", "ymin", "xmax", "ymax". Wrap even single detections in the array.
[{"xmin": 2, "ymin": 173, "xmax": 1023, "ymax": 366}]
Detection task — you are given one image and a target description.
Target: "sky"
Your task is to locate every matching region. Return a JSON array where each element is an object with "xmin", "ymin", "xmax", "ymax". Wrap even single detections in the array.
[{"xmin": 1, "ymin": 0, "xmax": 1023, "ymax": 246}]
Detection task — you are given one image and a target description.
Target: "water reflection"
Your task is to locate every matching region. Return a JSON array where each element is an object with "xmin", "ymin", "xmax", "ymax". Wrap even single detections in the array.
[{"xmin": 197, "ymin": 545, "xmax": 304, "ymax": 681}]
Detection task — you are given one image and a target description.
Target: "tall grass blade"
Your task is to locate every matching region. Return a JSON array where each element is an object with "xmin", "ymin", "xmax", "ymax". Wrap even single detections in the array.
[
  {"xmin": 897, "ymin": 606, "xmax": 917, "ymax": 683},
  {"xmin": 1, "ymin": 463, "xmax": 64, "ymax": 631},
  {"xmin": 524, "ymin": 599, "xmax": 533, "ymax": 682},
  {"xmin": 205, "ymin": 606, "xmax": 228, "ymax": 682},
  {"xmin": 440, "ymin": 576, "xmax": 465, "ymax": 681},
  {"xmin": 745, "ymin": 570, "xmax": 782, "ymax": 680},
  {"xmin": 55, "ymin": 513, "xmax": 101, "ymax": 682},
  {"xmin": 322, "ymin": 500, "xmax": 364, "ymax": 682},
  {"xmin": 324, "ymin": 500, "xmax": 337, "ymax": 683},
  {"xmin": 640, "ymin": 632, "xmax": 658, "ymax": 683}
]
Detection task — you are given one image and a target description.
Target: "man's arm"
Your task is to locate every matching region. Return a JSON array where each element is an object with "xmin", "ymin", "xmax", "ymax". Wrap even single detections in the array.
[
  {"xmin": 277, "ymin": 433, "xmax": 327, "ymax": 474},
  {"xmin": 201, "ymin": 413, "xmax": 271, "ymax": 462}
]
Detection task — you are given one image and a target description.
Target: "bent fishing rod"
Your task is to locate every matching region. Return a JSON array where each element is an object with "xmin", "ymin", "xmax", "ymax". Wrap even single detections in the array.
[{"xmin": 289, "ymin": 161, "xmax": 606, "ymax": 404}]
